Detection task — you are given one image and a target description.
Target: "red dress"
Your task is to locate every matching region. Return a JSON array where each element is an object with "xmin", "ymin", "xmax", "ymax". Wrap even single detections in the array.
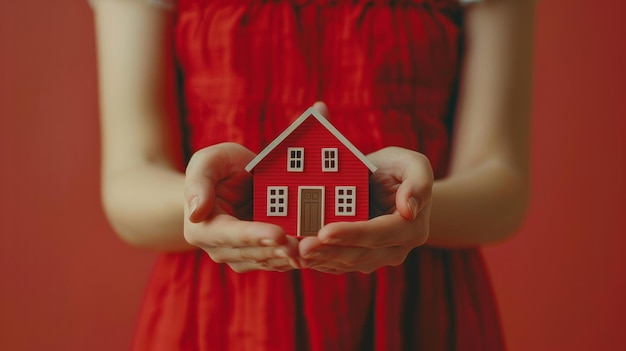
[{"xmin": 133, "ymin": 0, "xmax": 505, "ymax": 350}]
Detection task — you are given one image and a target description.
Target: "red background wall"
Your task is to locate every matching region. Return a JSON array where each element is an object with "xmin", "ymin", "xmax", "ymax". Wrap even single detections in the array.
[
  {"xmin": 1, "ymin": 0, "xmax": 624, "ymax": 350},
  {"xmin": 483, "ymin": 0, "xmax": 626, "ymax": 348}
]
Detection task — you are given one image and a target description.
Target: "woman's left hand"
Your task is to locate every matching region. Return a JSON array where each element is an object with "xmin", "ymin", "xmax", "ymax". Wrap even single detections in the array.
[{"xmin": 298, "ymin": 146, "xmax": 434, "ymax": 274}]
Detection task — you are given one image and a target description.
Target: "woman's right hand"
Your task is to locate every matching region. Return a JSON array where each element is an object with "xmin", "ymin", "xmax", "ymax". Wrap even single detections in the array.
[{"xmin": 183, "ymin": 142, "xmax": 300, "ymax": 272}]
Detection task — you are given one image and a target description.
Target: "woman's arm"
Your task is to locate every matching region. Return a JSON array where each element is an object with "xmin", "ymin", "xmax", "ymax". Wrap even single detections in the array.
[
  {"xmin": 93, "ymin": 2, "xmax": 301, "ymax": 266},
  {"xmin": 92, "ymin": 1, "xmax": 191, "ymax": 250},
  {"xmin": 297, "ymin": 0, "xmax": 536, "ymax": 272},
  {"xmin": 428, "ymin": 0, "xmax": 536, "ymax": 246}
]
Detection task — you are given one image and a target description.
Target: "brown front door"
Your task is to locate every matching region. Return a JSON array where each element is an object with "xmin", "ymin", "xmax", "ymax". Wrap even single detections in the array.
[{"xmin": 300, "ymin": 188, "xmax": 323, "ymax": 236}]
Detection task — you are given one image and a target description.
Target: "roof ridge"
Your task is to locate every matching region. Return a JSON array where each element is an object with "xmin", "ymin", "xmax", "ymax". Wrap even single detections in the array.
[{"xmin": 245, "ymin": 107, "xmax": 377, "ymax": 173}]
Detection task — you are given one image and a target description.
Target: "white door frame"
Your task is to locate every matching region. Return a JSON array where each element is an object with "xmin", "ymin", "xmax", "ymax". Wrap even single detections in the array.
[{"xmin": 297, "ymin": 186, "xmax": 325, "ymax": 236}]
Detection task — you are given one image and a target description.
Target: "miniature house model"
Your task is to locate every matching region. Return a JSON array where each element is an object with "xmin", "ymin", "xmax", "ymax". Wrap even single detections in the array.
[{"xmin": 245, "ymin": 107, "xmax": 377, "ymax": 236}]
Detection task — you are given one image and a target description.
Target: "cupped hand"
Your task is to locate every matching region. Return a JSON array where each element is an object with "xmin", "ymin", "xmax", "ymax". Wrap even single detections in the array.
[
  {"xmin": 183, "ymin": 142, "xmax": 300, "ymax": 272},
  {"xmin": 298, "ymin": 146, "xmax": 434, "ymax": 274}
]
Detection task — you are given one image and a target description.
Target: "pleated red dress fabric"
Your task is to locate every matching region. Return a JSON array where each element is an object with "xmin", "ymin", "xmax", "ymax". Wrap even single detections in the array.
[{"xmin": 131, "ymin": 0, "xmax": 506, "ymax": 350}]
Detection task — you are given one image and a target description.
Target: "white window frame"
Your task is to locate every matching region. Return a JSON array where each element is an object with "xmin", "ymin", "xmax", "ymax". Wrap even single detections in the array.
[
  {"xmin": 267, "ymin": 186, "xmax": 288, "ymax": 216},
  {"xmin": 287, "ymin": 148, "xmax": 304, "ymax": 172},
  {"xmin": 335, "ymin": 186, "xmax": 356, "ymax": 216},
  {"xmin": 322, "ymin": 148, "xmax": 338, "ymax": 172}
]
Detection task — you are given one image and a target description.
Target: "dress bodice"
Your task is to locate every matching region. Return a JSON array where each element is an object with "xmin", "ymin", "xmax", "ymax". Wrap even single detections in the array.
[{"xmin": 129, "ymin": 1, "xmax": 505, "ymax": 350}]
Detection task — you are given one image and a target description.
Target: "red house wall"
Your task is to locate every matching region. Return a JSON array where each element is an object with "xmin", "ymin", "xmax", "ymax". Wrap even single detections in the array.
[{"xmin": 252, "ymin": 117, "xmax": 370, "ymax": 235}]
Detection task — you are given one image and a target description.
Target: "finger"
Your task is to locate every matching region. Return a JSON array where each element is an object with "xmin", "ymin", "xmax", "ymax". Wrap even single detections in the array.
[
  {"xmin": 311, "ymin": 263, "xmax": 385, "ymax": 274},
  {"xmin": 228, "ymin": 259, "xmax": 296, "ymax": 273},
  {"xmin": 368, "ymin": 147, "xmax": 433, "ymax": 221},
  {"xmin": 316, "ymin": 213, "xmax": 428, "ymax": 249},
  {"xmin": 311, "ymin": 262, "xmax": 376, "ymax": 275},
  {"xmin": 395, "ymin": 157, "xmax": 432, "ymax": 221},
  {"xmin": 309, "ymin": 266, "xmax": 346, "ymax": 275},
  {"xmin": 184, "ymin": 213, "xmax": 288, "ymax": 249},
  {"xmin": 309, "ymin": 258, "xmax": 382, "ymax": 274},
  {"xmin": 307, "ymin": 245, "xmax": 409, "ymax": 271},
  {"xmin": 297, "ymin": 236, "xmax": 323, "ymax": 259},
  {"xmin": 206, "ymin": 246, "xmax": 297, "ymax": 264},
  {"xmin": 302, "ymin": 243, "xmax": 368, "ymax": 264},
  {"xmin": 184, "ymin": 142, "xmax": 255, "ymax": 223},
  {"xmin": 312, "ymin": 101, "xmax": 329, "ymax": 118}
]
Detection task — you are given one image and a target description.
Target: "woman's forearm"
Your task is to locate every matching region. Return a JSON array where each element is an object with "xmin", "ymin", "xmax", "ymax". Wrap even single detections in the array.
[
  {"xmin": 426, "ymin": 0, "xmax": 535, "ymax": 248},
  {"xmin": 428, "ymin": 158, "xmax": 529, "ymax": 248},
  {"xmin": 102, "ymin": 163, "xmax": 192, "ymax": 251},
  {"xmin": 93, "ymin": 2, "xmax": 189, "ymax": 251}
]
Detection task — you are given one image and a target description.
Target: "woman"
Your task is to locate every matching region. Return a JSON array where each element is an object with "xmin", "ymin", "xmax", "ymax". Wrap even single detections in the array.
[{"xmin": 91, "ymin": 0, "xmax": 534, "ymax": 349}]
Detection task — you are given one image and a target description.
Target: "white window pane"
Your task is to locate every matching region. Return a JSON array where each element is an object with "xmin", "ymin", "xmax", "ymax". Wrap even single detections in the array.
[
  {"xmin": 288, "ymin": 148, "xmax": 304, "ymax": 172},
  {"xmin": 322, "ymin": 148, "xmax": 338, "ymax": 172},
  {"xmin": 267, "ymin": 186, "xmax": 288, "ymax": 216},
  {"xmin": 335, "ymin": 186, "xmax": 356, "ymax": 216}
]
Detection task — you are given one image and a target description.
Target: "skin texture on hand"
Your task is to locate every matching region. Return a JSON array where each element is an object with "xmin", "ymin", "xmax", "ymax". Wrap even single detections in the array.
[
  {"xmin": 183, "ymin": 142, "xmax": 302, "ymax": 272},
  {"xmin": 182, "ymin": 103, "xmax": 434, "ymax": 274},
  {"xmin": 298, "ymin": 146, "xmax": 434, "ymax": 274},
  {"xmin": 185, "ymin": 86, "xmax": 529, "ymax": 272}
]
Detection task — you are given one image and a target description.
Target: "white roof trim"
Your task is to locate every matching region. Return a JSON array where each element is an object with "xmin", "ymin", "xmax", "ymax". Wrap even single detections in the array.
[{"xmin": 245, "ymin": 107, "xmax": 378, "ymax": 173}]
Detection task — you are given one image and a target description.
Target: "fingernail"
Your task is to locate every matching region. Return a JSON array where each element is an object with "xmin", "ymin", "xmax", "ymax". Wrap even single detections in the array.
[
  {"xmin": 260, "ymin": 239, "xmax": 278, "ymax": 246},
  {"xmin": 408, "ymin": 197, "xmax": 419, "ymax": 221},
  {"xmin": 274, "ymin": 248, "xmax": 288, "ymax": 258},
  {"xmin": 189, "ymin": 197, "xmax": 199, "ymax": 218}
]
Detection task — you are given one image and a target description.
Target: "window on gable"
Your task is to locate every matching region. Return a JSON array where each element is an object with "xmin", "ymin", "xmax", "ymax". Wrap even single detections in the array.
[
  {"xmin": 267, "ymin": 186, "xmax": 288, "ymax": 216},
  {"xmin": 322, "ymin": 148, "xmax": 338, "ymax": 172},
  {"xmin": 335, "ymin": 186, "xmax": 356, "ymax": 216},
  {"xmin": 288, "ymin": 148, "xmax": 304, "ymax": 172}
]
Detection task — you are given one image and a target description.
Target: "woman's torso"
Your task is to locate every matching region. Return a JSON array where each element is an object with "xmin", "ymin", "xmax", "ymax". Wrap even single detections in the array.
[{"xmin": 132, "ymin": 1, "xmax": 505, "ymax": 350}]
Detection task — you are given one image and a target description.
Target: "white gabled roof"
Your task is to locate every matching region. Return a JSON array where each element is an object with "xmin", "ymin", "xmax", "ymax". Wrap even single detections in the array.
[{"xmin": 245, "ymin": 106, "xmax": 378, "ymax": 173}]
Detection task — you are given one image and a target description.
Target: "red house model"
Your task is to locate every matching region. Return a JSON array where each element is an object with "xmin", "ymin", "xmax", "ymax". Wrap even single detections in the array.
[{"xmin": 245, "ymin": 107, "xmax": 377, "ymax": 236}]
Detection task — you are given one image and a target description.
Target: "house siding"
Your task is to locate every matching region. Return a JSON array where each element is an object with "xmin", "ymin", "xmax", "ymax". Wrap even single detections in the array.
[{"xmin": 252, "ymin": 117, "xmax": 370, "ymax": 236}]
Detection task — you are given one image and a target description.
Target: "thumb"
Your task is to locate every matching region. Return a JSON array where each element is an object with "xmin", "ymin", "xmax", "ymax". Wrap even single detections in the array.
[
  {"xmin": 184, "ymin": 142, "xmax": 254, "ymax": 223},
  {"xmin": 395, "ymin": 152, "xmax": 433, "ymax": 221},
  {"xmin": 184, "ymin": 152, "xmax": 217, "ymax": 223},
  {"xmin": 312, "ymin": 101, "xmax": 330, "ymax": 119}
]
